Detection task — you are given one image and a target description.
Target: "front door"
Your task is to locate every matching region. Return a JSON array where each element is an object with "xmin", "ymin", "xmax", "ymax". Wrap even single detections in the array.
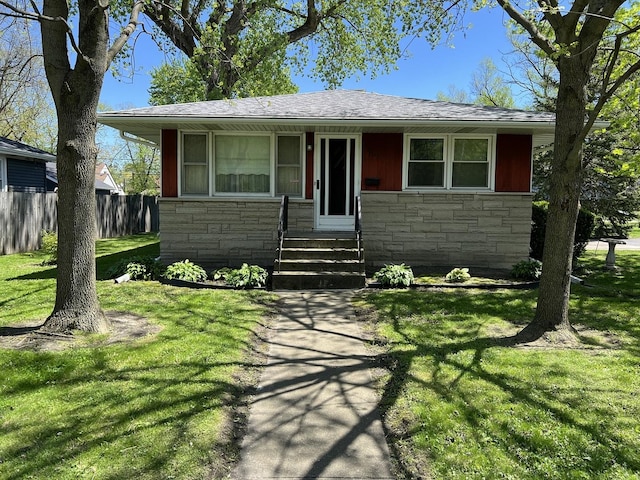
[{"xmin": 314, "ymin": 135, "xmax": 361, "ymax": 230}]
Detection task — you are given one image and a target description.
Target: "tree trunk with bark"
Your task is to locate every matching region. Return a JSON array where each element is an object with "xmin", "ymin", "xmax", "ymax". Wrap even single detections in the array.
[
  {"xmin": 42, "ymin": 96, "xmax": 109, "ymax": 333},
  {"xmin": 39, "ymin": 0, "xmax": 111, "ymax": 333},
  {"xmin": 518, "ymin": 54, "xmax": 591, "ymax": 341}
]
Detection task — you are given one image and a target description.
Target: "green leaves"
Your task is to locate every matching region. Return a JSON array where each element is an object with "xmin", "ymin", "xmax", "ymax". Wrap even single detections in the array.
[
  {"xmin": 149, "ymin": 58, "xmax": 207, "ymax": 105},
  {"xmin": 374, "ymin": 263, "xmax": 415, "ymax": 288},
  {"xmin": 141, "ymin": 0, "xmax": 470, "ymax": 101},
  {"xmin": 445, "ymin": 267, "xmax": 471, "ymax": 283},
  {"xmin": 222, "ymin": 264, "xmax": 268, "ymax": 289},
  {"xmin": 163, "ymin": 260, "xmax": 208, "ymax": 283}
]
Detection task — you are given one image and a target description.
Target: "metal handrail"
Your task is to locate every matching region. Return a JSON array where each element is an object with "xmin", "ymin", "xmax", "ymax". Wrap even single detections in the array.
[
  {"xmin": 355, "ymin": 195, "xmax": 363, "ymax": 262},
  {"xmin": 277, "ymin": 195, "xmax": 289, "ymax": 271}
]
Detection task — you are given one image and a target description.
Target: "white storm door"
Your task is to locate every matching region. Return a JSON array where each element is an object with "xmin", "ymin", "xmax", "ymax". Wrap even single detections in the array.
[{"xmin": 314, "ymin": 135, "xmax": 361, "ymax": 230}]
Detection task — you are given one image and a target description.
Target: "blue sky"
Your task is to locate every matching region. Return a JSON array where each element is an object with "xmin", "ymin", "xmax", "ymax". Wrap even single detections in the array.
[{"xmin": 100, "ymin": 7, "xmax": 521, "ymax": 110}]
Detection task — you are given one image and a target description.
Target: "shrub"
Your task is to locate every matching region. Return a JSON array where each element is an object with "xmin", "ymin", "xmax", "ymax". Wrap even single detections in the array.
[
  {"xmin": 530, "ymin": 201, "xmax": 595, "ymax": 265},
  {"xmin": 224, "ymin": 264, "xmax": 268, "ymax": 289},
  {"xmin": 107, "ymin": 256, "xmax": 165, "ymax": 281},
  {"xmin": 511, "ymin": 259, "xmax": 542, "ymax": 281},
  {"xmin": 530, "ymin": 202, "xmax": 547, "ymax": 261},
  {"xmin": 164, "ymin": 259, "xmax": 208, "ymax": 283},
  {"xmin": 211, "ymin": 267, "xmax": 232, "ymax": 282},
  {"xmin": 593, "ymin": 216, "xmax": 631, "ymax": 239},
  {"xmin": 373, "ymin": 263, "xmax": 414, "ymax": 288},
  {"xmin": 40, "ymin": 230, "xmax": 58, "ymax": 264},
  {"xmin": 445, "ymin": 267, "xmax": 471, "ymax": 283}
]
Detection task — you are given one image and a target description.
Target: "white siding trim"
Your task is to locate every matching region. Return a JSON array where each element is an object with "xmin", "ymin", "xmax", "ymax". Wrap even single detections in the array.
[{"xmin": 0, "ymin": 156, "xmax": 6, "ymax": 192}]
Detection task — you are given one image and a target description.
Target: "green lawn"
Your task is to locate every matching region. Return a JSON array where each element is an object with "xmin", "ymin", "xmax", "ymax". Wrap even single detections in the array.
[
  {"xmin": 0, "ymin": 234, "xmax": 273, "ymax": 479},
  {"xmin": 359, "ymin": 250, "xmax": 640, "ymax": 479},
  {"xmin": 3, "ymin": 236, "xmax": 639, "ymax": 479}
]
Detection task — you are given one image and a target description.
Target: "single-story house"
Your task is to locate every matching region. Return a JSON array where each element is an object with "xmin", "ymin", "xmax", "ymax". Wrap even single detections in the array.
[
  {"xmin": 98, "ymin": 90, "xmax": 558, "ymax": 273},
  {"xmin": 0, "ymin": 136, "xmax": 56, "ymax": 192},
  {"xmin": 46, "ymin": 161, "xmax": 123, "ymax": 195}
]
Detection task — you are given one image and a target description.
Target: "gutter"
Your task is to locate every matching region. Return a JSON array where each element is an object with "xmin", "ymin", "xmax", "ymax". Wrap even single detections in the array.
[
  {"xmin": 97, "ymin": 114, "xmax": 560, "ymax": 130},
  {"xmin": 119, "ymin": 130, "xmax": 158, "ymax": 148},
  {"xmin": 0, "ymin": 148, "xmax": 56, "ymax": 162}
]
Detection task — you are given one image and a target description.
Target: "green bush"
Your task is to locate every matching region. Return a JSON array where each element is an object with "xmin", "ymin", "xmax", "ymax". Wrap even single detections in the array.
[
  {"xmin": 373, "ymin": 263, "xmax": 414, "ymax": 288},
  {"xmin": 593, "ymin": 216, "xmax": 631, "ymax": 239},
  {"xmin": 40, "ymin": 230, "xmax": 57, "ymax": 264},
  {"xmin": 211, "ymin": 267, "xmax": 232, "ymax": 281},
  {"xmin": 511, "ymin": 259, "xmax": 542, "ymax": 280},
  {"xmin": 530, "ymin": 201, "xmax": 595, "ymax": 264},
  {"xmin": 445, "ymin": 267, "xmax": 471, "ymax": 283},
  {"xmin": 107, "ymin": 256, "xmax": 165, "ymax": 281},
  {"xmin": 164, "ymin": 259, "xmax": 208, "ymax": 283},
  {"xmin": 223, "ymin": 264, "xmax": 268, "ymax": 289},
  {"xmin": 530, "ymin": 203, "xmax": 547, "ymax": 261}
]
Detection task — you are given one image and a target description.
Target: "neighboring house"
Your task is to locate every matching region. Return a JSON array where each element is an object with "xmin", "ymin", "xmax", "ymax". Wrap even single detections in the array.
[
  {"xmin": 97, "ymin": 90, "xmax": 561, "ymax": 271},
  {"xmin": 0, "ymin": 136, "xmax": 55, "ymax": 192},
  {"xmin": 46, "ymin": 161, "xmax": 123, "ymax": 195},
  {"xmin": 95, "ymin": 162, "xmax": 124, "ymax": 195}
]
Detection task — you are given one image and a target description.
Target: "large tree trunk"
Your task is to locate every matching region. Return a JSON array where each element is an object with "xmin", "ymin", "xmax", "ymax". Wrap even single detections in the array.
[
  {"xmin": 39, "ymin": 0, "xmax": 110, "ymax": 333},
  {"xmin": 42, "ymin": 98, "xmax": 109, "ymax": 333},
  {"xmin": 519, "ymin": 55, "xmax": 590, "ymax": 341}
]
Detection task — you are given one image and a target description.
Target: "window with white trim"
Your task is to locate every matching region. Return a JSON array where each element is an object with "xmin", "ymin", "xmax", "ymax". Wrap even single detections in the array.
[
  {"xmin": 452, "ymin": 137, "xmax": 490, "ymax": 187},
  {"xmin": 215, "ymin": 134, "xmax": 271, "ymax": 193},
  {"xmin": 405, "ymin": 135, "xmax": 494, "ymax": 190},
  {"xmin": 181, "ymin": 133, "xmax": 209, "ymax": 195},
  {"xmin": 276, "ymin": 135, "xmax": 303, "ymax": 196},
  {"xmin": 407, "ymin": 137, "xmax": 446, "ymax": 188},
  {"xmin": 180, "ymin": 132, "xmax": 304, "ymax": 197}
]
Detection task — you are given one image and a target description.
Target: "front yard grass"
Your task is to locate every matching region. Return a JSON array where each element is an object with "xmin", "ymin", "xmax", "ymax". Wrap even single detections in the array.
[
  {"xmin": 359, "ymin": 250, "xmax": 640, "ymax": 479},
  {"xmin": 626, "ymin": 216, "xmax": 639, "ymax": 238},
  {"xmin": 0, "ymin": 234, "xmax": 273, "ymax": 479}
]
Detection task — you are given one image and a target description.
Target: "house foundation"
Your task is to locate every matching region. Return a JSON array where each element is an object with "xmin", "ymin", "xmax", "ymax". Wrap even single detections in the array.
[{"xmin": 159, "ymin": 192, "xmax": 531, "ymax": 271}]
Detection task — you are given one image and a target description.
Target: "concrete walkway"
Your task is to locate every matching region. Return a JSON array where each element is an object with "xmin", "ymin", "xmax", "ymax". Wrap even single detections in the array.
[{"xmin": 233, "ymin": 291, "xmax": 393, "ymax": 480}]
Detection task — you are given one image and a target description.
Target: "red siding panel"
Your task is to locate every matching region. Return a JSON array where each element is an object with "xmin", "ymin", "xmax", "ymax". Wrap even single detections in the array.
[
  {"xmin": 361, "ymin": 133, "xmax": 403, "ymax": 191},
  {"xmin": 495, "ymin": 134, "xmax": 532, "ymax": 192},
  {"xmin": 162, "ymin": 129, "xmax": 178, "ymax": 197},
  {"xmin": 305, "ymin": 132, "xmax": 314, "ymax": 199}
]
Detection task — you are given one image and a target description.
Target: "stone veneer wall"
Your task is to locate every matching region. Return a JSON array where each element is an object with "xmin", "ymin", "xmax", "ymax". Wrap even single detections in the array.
[
  {"xmin": 159, "ymin": 193, "xmax": 532, "ymax": 271},
  {"xmin": 361, "ymin": 192, "xmax": 533, "ymax": 271},
  {"xmin": 159, "ymin": 198, "xmax": 313, "ymax": 267}
]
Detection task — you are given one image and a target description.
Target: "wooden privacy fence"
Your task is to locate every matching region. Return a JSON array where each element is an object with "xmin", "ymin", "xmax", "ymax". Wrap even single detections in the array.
[{"xmin": 0, "ymin": 192, "xmax": 159, "ymax": 255}]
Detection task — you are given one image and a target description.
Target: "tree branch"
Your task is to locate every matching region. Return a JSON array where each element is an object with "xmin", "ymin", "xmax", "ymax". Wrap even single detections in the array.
[
  {"xmin": 146, "ymin": 0, "xmax": 200, "ymax": 56},
  {"xmin": 0, "ymin": 0, "xmax": 83, "ymax": 56},
  {"xmin": 286, "ymin": 0, "xmax": 321, "ymax": 43},
  {"xmin": 106, "ymin": 0, "xmax": 144, "ymax": 66},
  {"xmin": 591, "ymin": 58, "xmax": 640, "ymax": 127},
  {"xmin": 537, "ymin": 0, "xmax": 563, "ymax": 31},
  {"xmin": 563, "ymin": 0, "xmax": 590, "ymax": 34},
  {"xmin": 496, "ymin": 0, "xmax": 556, "ymax": 57}
]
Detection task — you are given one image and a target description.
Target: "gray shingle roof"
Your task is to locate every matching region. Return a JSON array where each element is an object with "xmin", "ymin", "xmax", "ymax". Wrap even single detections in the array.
[
  {"xmin": 0, "ymin": 136, "xmax": 55, "ymax": 161},
  {"xmin": 99, "ymin": 90, "xmax": 555, "ymax": 123}
]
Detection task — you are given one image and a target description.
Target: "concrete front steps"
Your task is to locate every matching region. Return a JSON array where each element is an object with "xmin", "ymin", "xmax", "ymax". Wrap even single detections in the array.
[{"xmin": 272, "ymin": 235, "xmax": 365, "ymax": 290}]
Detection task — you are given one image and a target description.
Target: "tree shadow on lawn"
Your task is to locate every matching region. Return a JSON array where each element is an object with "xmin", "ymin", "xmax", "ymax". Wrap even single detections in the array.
[
  {"xmin": 93, "ymin": 233, "xmax": 159, "ymax": 258},
  {"xmin": 9, "ymin": 243, "xmax": 160, "ymax": 281},
  {"xmin": 360, "ymin": 290, "xmax": 639, "ymax": 479},
  {"xmin": 0, "ymin": 324, "xmax": 41, "ymax": 336},
  {"xmin": 0, "ymin": 298, "xmax": 272, "ymax": 479},
  {"xmin": 571, "ymin": 288, "xmax": 640, "ymax": 356},
  {"xmin": 1, "ymin": 358, "xmax": 248, "ymax": 479}
]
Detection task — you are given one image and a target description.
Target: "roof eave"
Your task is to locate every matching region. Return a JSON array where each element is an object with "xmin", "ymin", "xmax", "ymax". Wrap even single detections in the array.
[
  {"xmin": 0, "ymin": 147, "xmax": 56, "ymax": 161},
  {"xmin": 97, "ymin": 114, "xmax": 558, "ymax": 130}
]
